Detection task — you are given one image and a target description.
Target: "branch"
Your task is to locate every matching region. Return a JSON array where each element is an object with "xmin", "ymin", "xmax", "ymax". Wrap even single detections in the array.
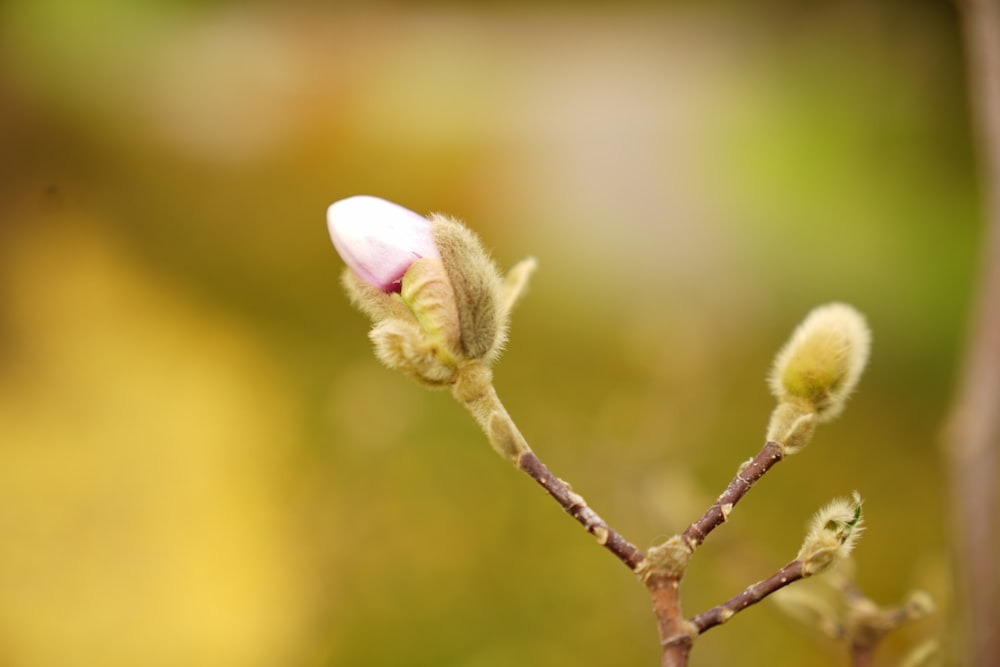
[
  {"xmin": 849, "ymin": 643, "xmax": 876, "ymax": 667},
  {"xmin": 643, "ymin": 441, "xmax": 788, "ymax": 667},
  {"xmin": 681, "ymin": 441, "xmax": 784, "ymax": 551},
  {"xmin": 948, "ymin": 1, "xmax": 1000, "ymax": 665},
  {"xmin": 690, "ymin": 560, "xmax": 805, "ymax": 635},
  {"xmin": 452, "ymin": 363, "xmax": 646, "ymax": 573},
  {"xmin": 840, "ymin": 580, "xmax": 936, "ymax": 667},
  {"xmin": 517, "ymin": 450, "xmax": 646, "ymax": 571},
  {"xmin": 649, "ymin": 573, "xmax": 694, "ymax": 667}
]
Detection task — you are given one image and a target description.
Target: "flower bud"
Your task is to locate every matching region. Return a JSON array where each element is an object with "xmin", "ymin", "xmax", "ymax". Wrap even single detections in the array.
[
  {"xmin": 769, "ymin": 303, "xmax": 871, "ymax": 422},
  {"xmin": 328, "ymin": 195, "xmax": 535, "ymax": 388},
  {"xmin": 797, "ymin": 491, "xmax": 865, "ymax": 576},
  {"xmin": 327, "ymin": 195, "xmax": 439, "ymax": 292}
]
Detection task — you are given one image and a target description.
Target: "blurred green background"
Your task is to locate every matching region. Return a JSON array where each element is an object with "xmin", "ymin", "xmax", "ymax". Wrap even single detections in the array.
[{"xmin": 0, "ymin": 1, "xmax": 975, "ymax": 665}]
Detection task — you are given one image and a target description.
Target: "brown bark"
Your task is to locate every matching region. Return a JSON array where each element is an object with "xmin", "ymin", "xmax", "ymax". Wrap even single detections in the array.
[
  {"xmin": 516, "ymin": 450, "xmax": 646, "ymax": 571},
  {"xmin": 646, "ymin": 572, "xmax": 693, "ymax": 667},
  {"xmin": 690, "ymin": 560, "xmax": 806, "ymax": 635},
  {"xmin": 682, "ymin": 441, "xmax": 784, "ymax": 551},
  {"xmin": 849, "ymin": 643, "xmax": 876, "ymax": 667}
]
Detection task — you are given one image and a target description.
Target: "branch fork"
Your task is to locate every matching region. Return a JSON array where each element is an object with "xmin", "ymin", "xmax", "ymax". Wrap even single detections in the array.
[{"xmin": 327, "ymin": 195, "xmax": 888, "ymax": 666}]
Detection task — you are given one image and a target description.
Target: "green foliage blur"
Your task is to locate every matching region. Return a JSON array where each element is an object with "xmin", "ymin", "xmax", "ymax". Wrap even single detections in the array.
[{"xmin": 0, "ymin": 1, "xmax": 971, "ymax": 665}]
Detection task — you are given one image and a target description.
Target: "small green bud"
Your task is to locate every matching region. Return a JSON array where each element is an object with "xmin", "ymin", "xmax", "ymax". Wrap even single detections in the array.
[
  {"xmin": 769, "ymin": 303, "xmax": 871, "ymax": 422},
  {"xmin": 797, "ymin": 492, "xmax": 865, "ymax": 576}
]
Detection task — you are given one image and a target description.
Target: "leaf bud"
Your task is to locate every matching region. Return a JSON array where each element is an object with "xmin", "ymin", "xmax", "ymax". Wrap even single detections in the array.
[{"xmin": 797, "ymin": 491, "xmax": 865, "ymax": 576}]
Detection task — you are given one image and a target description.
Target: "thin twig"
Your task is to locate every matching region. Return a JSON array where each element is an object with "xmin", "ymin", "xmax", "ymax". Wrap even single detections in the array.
[
  {"xmin": 452, "ymin": 363, "xmax": 648, "ymax": 572},
  {"xmin": 690, "ymin": 560, "xmax": 805, "ymax": 635},
  {"xmin": 682, "ymin": 441, "xmax": 784, "ymax": 551},
  {"xmin": 948, "ymin": 1, "xmax": 1000, "ymax": 665},
  {"xmin": 839, "ymin": 578, "xmax": 932, "ymax": 667},
  {"xmin": 516, "ymin": 450, "xmax": 646, "ymax": 571},
  {"xmin": 459, "ymin": 361, "xmax": 795, "ymax": 667},
  {"xmin": 645, "ymin": 440, "xmax": 788, "ymax": 666}
]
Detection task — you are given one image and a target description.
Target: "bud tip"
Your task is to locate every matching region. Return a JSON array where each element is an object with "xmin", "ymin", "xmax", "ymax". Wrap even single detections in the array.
[{"xmin": 327, "ymin": 195, "xmax": 439, "ymax": 292}]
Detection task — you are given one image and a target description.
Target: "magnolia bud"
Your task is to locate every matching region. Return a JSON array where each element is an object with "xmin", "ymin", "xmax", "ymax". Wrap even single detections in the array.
[
  {"xmin": 769, "ymin": 303, "xmax": 871, "ymax": 422},
  {"xmin": 328, "ymin": 195, "xmax": 535, "ymax": 388},
  {"xmin": 328, "ymin": 195, "xmax": 439, "ymax": 292}
]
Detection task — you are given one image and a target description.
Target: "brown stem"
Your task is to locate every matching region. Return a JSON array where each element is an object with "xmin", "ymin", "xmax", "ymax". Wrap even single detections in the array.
[
  {"xmin": 839, "ymin": 581, "xmax": 929, "ymax": 667},
  {"xmin": 642, "ymin": 441, "xmax": 787, "ymax": 666},
  {"xmin": 948, "ymin": 1, "xmax": 1000, "ymax": 665},
  {"xmin": 682, "ymin": 441, "xmax": 784, "ymax": 551},
  {"xmin": 849, "ymin": 643, "xmax": 876, "ymax": 667},
  {"xmin": 454, "ymin": 367, "xmax": 662, "ymax": 651},
  {"xmin": 847, "ymin": 622, "xmax": 884, "ymax": 667},
  {"xmin": 460, "ymin": 365, "xmax": 793, "ymax": 667},
  {"xmin": 453, "ymin": 363, "xmax": 646, "ymax": 571},
  {"xmin": 646, "ymin": 572, "xmax": 694, "ymax": 667},
  {"xmin": 689, "ymin": 560, "xmax": 805, "ymax": 635},
  {"xmin": 516, "ymin": 450, "xmax": 646, "ymax": 571}
]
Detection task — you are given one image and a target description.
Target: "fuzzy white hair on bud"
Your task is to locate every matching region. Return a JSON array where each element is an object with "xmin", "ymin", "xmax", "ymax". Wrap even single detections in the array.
[
  {"xmin": 330, "ymin": 196, "xmax": 537, "ymax": 392},
  {"xmin": 769, "ymin": 303, "xmax": 872, "ymax": 422},
  {"xmin": 797, "ymin": 491, "xmax": 865, "ymax": 576}
]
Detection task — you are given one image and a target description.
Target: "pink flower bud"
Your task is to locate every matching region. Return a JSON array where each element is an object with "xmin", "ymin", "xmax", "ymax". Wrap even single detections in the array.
[{"xmin": 327, "ymin": 195, "xmax": 440, "ymax": 292}]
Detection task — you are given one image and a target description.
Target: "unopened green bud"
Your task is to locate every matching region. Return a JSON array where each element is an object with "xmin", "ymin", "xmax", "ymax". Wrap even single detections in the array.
[
  {"xmin": 769, "ymin": 303, "xmax": 871, "ymax": 422},
  {"xmin": 797, "ymin": 492, "xmax": 865, "ymax": 576}
]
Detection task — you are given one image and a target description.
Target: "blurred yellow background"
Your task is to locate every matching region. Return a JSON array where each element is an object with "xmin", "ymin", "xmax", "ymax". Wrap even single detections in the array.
[{"xmin": 0, "ymin": 1, "xmax": 973, "ymax": 665}]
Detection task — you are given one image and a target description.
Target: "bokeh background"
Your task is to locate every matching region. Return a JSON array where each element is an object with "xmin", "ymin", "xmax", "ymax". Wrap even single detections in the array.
[{"xmin": 0, "ymin": 1, "xmax": 978, "ymax": 665}]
